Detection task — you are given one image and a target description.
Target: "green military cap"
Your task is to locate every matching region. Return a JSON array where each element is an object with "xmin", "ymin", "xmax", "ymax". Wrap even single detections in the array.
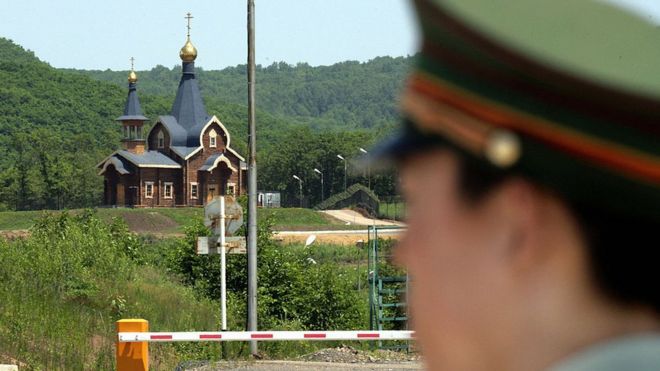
[{"xmin": 372, "ymin": 0, "xmax": 660, "ymax": 221}]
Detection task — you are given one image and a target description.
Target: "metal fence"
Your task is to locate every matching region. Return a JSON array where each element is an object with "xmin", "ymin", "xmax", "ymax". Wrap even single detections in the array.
[{"xmin": 377, "ymin": 195, "xmax": 406, "ymax": 221}]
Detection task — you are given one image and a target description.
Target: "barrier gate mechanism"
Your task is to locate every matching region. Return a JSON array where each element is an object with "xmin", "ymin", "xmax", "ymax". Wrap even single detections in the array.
[
  {"xmin": 115, "ymin": 319, "xmax": 415, "ymax": 371},
  {"xmin": 118, "ymin": 330, "xmax": 414, "ymax": 342}
]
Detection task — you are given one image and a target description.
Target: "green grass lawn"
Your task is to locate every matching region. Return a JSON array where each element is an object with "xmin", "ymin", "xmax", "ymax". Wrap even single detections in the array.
[
  {"xmin": 261, "ymin": 207, "xmax": 347, "ymax": 230},
  {"xmin": 0, "ymin": 207, "xmax": 347, "ymax": 233},
  {"xmin": 0, "ymin": 210, "xmax": 45, "ymax": 230}
]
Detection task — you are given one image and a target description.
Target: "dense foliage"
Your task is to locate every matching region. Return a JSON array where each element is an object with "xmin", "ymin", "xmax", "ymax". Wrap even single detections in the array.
[
  {"xmin": 0, "ymin": 38, "xmax": 124, "ymax": 210},
  {"xmin": 0, "ymin": 37, "xmax": 405, "ymax": 211},
  {"xmin": 65, "ymin": 56, "xmax": 412, "ymax": 131},
  {"xmin": 0, "ymin": 211, "xmax": 223, "ymax": 368},
  {"xmin": 0, "ymin": 209, "xmax": 379, "ymax": 367},
  {"xmin": 167, "ymin": 216, "xmax": 367, "ymax": 332},
  {"xmin": 259, "ymin": 127, "xmax": 398, "ymax": 207}
]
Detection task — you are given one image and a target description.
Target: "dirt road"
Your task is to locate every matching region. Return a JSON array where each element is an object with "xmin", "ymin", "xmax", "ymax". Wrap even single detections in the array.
[
  {"xmin": 321, "ymin": 210, "xmax": 405, "ymax": 227},
  {"xmin": 274, "ymin": 229, "xmax": 404, "ymax": 245}
]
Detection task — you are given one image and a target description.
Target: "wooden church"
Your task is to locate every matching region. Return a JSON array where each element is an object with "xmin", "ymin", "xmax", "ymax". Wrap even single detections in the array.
[{"xmin": 98, "ymin": 18, "xmax": 246, "ymax": 207}]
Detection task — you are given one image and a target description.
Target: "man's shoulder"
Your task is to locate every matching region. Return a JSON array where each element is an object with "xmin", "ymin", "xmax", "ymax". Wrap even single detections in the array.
[{"xmin": 548, "ymin": 333, "xmax": 660, "ymax": 371}]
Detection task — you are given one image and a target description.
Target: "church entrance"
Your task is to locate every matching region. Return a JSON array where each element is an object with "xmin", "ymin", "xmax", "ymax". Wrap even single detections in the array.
[
  {"xmin": 116, "ymin": 184, "xmax": 125, "ymax": 206},
  {"xmin": 207, "ymin": 185, "xmax": 217, "ymax": 204},
  {"xmin": 126, "ymin": 186, "xmax": 138, "ymax": 207}
]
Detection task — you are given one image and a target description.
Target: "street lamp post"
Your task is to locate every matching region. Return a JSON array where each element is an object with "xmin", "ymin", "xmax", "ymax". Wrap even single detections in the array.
[
  {"xmin": 292, "ymin": 175, "xmax": 303, "ymax": 208},
  {"xmin": 337, "ymin": 154, "xmax": 347, "ymax": 192},
  {"xmin": 359, "ymin": 147, "xmax": 370, "ymax": 189},
  {"xmin": 314, "ymin": 168, "xmax": 324, "ymax": 203}
]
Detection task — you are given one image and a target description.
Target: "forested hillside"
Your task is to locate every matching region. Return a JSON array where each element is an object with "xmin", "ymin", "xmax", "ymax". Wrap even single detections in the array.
[
  {"xmin": 0, "ymin": 38, "xmax": 124, "ymax": 210},
  {"xmin": 64, "ymin": 56, "xmax": 412, "ymax": 131},
  {"xmin": 0, "ymin": 37, "xmax": 406, "ymax": 211}
]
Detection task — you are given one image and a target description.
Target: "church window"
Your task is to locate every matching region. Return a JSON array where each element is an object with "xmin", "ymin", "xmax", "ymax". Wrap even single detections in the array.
[
  {"xmin": 209, "ymin": 129, "xmax": 217, "ymax": 148},
  {"xmin": 226, "ymin": 182, "xmax": 236, "ymax": 196},
  {"xmin": 157, "ymin": 131, "xmax": 165, "ymax": 148},
  {"xmin": 164, "ymin": 182, "xmax": 173, "ymax": 199},
  {"xmin": 145, "ymin": 182, "xmax": 154, "ymax": 198},
  {"xmin": 191, "ymin": 183, "xmax": 198, "ymax": 199}
]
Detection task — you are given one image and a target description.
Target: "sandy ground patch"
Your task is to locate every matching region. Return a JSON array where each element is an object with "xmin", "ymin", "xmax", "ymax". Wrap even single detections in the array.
[
  {"xmin": 0, "ymin": 229, "xmax": 29, "ymax": 240},
  {"xmin": 274, "ymin": 230, "xmax": 403, "ymax": 246},
  {"xmin": 322, "ymin": 210, "xmax": 405, "ymax": 227}
]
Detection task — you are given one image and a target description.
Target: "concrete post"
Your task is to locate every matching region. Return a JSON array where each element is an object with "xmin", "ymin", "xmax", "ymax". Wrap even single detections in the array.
[{"xmin": 116, "ymin": 319, "xmax": 148, "ymax": 371}]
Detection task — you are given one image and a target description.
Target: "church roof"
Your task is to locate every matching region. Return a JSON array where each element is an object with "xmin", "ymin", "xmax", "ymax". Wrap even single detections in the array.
[
  {"xmin": 97, "ymin": 150, "xmax": 181, "ymax": 169},
  {"xmin": 159, "ymin": 116, "xmax": 189, "ymax": 146},
  {"xmin": 150, "ymin": 61, "xmax": 214, "ymax": 148},
  {"xmin": 171, "ymin": 146, "xmax": 201, "ymax": 159},
  {"xmin": 199, "ymin": 153, "xmax": 237, "ymax": 172},
  {"xmin": 171, "ymin": 62, "xmax": 209, "ymax": 133},
  {"xmin": 117, "ymin": 150, "xmax": 181, "ymax": 168},
  {"xmin": 117, "ymin": 81, "xmax": 148, "ymax": 121},
  {"xmin": 111, "ymin": 30, "xmax": 244, "ymax": 165},
  {"xmin": 98, "ymin": 156, "xmax": 131, "ymax": 175}
]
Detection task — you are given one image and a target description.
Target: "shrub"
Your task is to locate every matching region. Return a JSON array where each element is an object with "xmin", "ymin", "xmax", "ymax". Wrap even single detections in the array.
[
  {"xmin": 167, "ymin": 215, "xmax": 368, "ymax": 333},
  {"xmin": 0, "ymin": 210, "xmax": 222, "ymax": 369}
]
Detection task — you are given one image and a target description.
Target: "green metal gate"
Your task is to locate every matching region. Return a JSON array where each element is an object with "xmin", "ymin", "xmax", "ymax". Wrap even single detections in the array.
[{"xmin": 368, "ymin": 226, "xmax": 410, "ymax": 351}]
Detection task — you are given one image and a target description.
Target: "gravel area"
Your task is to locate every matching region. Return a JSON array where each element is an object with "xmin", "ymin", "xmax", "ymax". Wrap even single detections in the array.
[
  {"xmin": 299, "ymin": 345, "xmax": 419, "ymax": 363},
  {"xmin": 181, "ymin": 360, "xmax": 422, "ymax": 371},
  {"xmin": 180, "ymin": 345, "xmax": 422, "ymax": 370}
]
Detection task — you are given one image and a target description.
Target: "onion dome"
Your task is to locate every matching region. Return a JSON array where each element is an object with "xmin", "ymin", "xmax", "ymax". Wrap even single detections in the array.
[
  {"xmin": 128, "ymin": 69, "xmax": 138, "ymax": 83},
  {"xmin": 180, "ymin": 37, "xmax": 198, "ymax": 62}
]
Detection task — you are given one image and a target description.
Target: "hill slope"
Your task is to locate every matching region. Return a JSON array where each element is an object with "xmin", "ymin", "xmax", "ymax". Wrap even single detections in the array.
[
  {"xmin": 64, "ymin": 56, "xmax": 413, "ymax": 131},
  {"xmin": 0, "ymin": 38, "xmax": 306, "ymax": 210},
  {"xmin": 0, "ymin": 37, "xmax": 403, "ymax": 211}
]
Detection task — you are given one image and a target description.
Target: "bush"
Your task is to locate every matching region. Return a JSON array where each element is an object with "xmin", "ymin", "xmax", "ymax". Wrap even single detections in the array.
[
  {"xmin": 167, "ymin": 215, "xmax": 368, "ymax": 334},
  {"xmin": 0, "ymin": 210, "xmax": 136, "ymax": 368},
  {"xmin": 0, "ymin": 210, "xmax": 223, "ymax": 369}
]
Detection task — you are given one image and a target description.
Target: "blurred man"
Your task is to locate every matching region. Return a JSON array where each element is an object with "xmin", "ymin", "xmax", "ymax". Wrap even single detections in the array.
[{"xmin": 371, "ymin": 0, "xmax": 660, "ymax": 370}]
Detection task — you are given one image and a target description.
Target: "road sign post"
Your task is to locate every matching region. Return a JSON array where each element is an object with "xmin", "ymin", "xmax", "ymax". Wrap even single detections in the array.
[
  {"xmin": 220, "ymin": 197, "xmax": 227, "ymax": 333},
  {"xmin": 197, "ymin": 196, "xmax": 245, "ymax": 358}
]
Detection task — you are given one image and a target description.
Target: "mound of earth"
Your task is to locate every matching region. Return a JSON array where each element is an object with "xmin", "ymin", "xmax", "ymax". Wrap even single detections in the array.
[
  {"xmin": 120, "ymin": 211, "xmax": 178, "ymax": 234},
  {"xmin": 0, "ymin": 229, "xmax": 30, "ymax": 240}
]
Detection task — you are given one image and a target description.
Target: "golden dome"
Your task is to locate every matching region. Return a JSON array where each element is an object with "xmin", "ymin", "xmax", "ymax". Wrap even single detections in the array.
[
  {"xmin": 180, "ymin": 38, "xmax": 198, "ymax": 62},
  {"xmin": 128, "ymin": 70, "xmax": 138, "ymax": 83}
]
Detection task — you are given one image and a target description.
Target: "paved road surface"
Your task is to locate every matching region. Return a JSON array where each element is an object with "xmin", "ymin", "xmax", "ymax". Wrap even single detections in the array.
[{"xmin": 322, "ymin": 210, "xmax": 405, "ymax": 227}]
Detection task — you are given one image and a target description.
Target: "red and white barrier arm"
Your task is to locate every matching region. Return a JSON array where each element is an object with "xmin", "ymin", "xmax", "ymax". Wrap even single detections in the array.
[{"xmin": 118, "ymin": 330, "xmax": 414, "ymax": 343}]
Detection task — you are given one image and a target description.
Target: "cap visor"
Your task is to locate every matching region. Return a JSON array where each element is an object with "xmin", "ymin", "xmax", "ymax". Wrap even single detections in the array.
[{"xmin": 359, "ymin": 123, "xmax": 442, "ymax": 171}]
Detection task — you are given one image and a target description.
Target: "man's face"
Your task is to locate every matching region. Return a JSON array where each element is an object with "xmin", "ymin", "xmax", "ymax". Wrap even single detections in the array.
[{"xmin": 396, "ymin": 149, "xmax": 518, "ymax": 370}]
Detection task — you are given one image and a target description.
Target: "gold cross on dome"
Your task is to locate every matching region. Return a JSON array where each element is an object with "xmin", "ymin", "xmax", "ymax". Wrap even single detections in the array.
[
  {"xmin": 185, "ymin": 12, "xmax": 194, "ymax": 37},
  {"xmin": 130, "ymin": 57, "xmax": 135, "ymax": 71}
]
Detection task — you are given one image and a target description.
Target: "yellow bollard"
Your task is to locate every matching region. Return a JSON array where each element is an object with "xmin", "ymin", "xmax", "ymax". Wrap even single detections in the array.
[{"xmin": 116, "ymin": 319, "xmax": 149, "ymax": 371}]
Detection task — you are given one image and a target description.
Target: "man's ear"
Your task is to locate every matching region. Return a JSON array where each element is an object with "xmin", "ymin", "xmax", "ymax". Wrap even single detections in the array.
[{"xmin": 492, "ymin": 178, "xmax": 545, "ymax": 274}]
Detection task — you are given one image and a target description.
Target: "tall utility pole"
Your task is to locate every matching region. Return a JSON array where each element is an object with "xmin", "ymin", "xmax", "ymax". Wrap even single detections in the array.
[{"xmin": 247, "ymin": 0, "xmax": 258, "ymax": 356}]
